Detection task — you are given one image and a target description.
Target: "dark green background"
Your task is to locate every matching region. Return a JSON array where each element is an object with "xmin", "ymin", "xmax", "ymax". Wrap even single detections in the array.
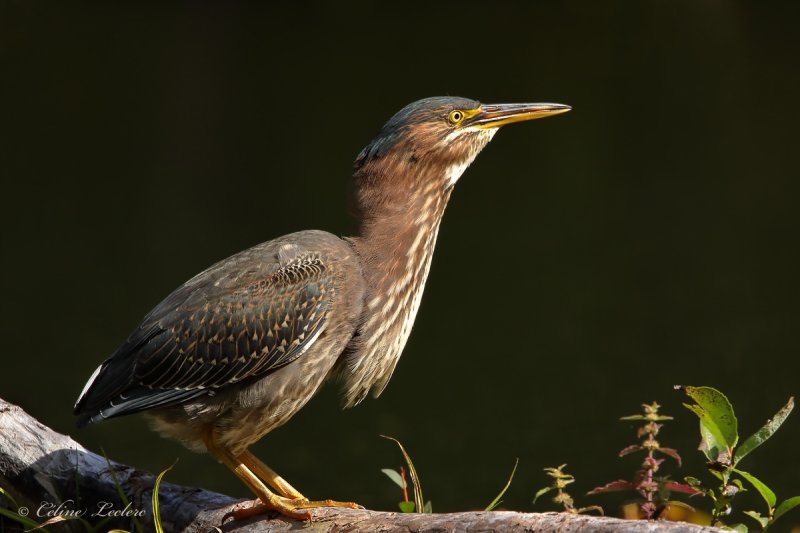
[{"xmin": 3, "ymin": 1, "xmax": 799, "ymax": 529}]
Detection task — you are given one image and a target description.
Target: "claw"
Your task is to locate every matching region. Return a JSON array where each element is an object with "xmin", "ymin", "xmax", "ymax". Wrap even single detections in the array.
[
  {"xmin": 222, "ymin": 499, "xmax": 311, "ymax": 522},
  {"xmin": 222, "ymin": 497, "xmax": 363, "ymax": 524},
  {"xmin": 205, "ymin": 435, "xmax": 359, "ymax": 523}
]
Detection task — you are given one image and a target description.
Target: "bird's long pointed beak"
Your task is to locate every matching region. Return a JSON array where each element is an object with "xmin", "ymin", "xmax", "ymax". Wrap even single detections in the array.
[{"xmin": 466, "ymin": 103, "xmax": 571, "ymax": 129}]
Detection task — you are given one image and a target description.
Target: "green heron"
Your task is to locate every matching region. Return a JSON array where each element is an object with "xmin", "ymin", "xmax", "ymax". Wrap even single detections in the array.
[{"xmin": 74, "ymin": 96, "xmax": 570, "ymax": 519}]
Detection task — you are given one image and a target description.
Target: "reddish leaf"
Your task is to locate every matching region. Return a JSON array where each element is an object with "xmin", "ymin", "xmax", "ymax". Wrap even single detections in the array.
[
  {"xmin": 619, "ymin": 445, "xmax": 642, "ymax": 457},
  {"xmin": 661, "ymin": 481, "xmax": 703, "ymax": 496},
  {"xmin": 657, "ymin": 447, "xmax": 682, "ymax": 466},
  {"xmin": 587, "ymin": 479, "xmax": 636, "ymax": 495}
]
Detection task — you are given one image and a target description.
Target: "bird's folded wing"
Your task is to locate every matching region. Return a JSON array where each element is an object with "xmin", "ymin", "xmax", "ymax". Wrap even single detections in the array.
[{"xmin": 75, "ymin": 246, "xmax": 334, "ymax": 424}]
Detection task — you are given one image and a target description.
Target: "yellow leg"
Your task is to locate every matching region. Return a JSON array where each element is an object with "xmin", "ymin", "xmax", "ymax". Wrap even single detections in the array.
[
  {"xmin": 203, "ymin": 431, "xmax": 362, "ymax": 522},
  {"xmin": 238, "ymin": 450, "xmax": 305, "ymax": 500},
  {"xmin": 238, "ymin": 448, "xmax": 363, "ymax": 510},
  {"xmin": 203, "ymin": 431, "xmax": 311, "ymax": 520}
]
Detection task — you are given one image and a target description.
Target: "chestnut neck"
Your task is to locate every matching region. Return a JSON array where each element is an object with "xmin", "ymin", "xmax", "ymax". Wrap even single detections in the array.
[{"xmin": 343, "ymin": 154, "xmax": 453, "ymax": 405}]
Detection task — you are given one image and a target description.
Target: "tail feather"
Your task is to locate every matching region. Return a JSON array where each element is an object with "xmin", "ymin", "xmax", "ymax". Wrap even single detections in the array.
[{"xmin": 74, "ymin": 387, "xmax": 207, "ymax": 427}]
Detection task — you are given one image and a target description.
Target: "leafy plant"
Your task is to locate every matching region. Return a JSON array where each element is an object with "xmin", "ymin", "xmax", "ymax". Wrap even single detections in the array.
[
  {"xmin": 588, "ymin": 402, "xmax": 701, "ymax": 519},
  {"xmin": 534, "ymin": 464, "xmax": 603, "ymax": 515},
  {"xmin": 381, "ymin": 436, "xmax": 518, "ymax": 513},
  {"xmin": 381, "ymin": 465, "xmax": 417, "ymax": 513},
  {"xmin": 381, "ymin": 436, "xmax": 431, "ymax": 513},
  {"xmin": 678, "ymin": 385, "xmax": 799, "ymax": 530}
]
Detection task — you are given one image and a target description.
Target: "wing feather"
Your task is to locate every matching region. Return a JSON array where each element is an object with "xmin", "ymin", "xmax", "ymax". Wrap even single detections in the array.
[{"xmin": 75, "ymin": 242, "xmax": 336, "ymax": 426}]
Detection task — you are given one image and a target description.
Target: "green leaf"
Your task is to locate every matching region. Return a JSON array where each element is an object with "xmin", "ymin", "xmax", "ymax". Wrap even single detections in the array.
[
  {"xmin": 398, "ymin": 501, "xmax": 415, "ymax": 513},
  {"xmin": 485, "ymin": 458, "xmax": 518, "ymax": 512},
  {"xmin": 423, "ymin": 501, "xmax": 432, "ymax": 514},
  {"xmin": 533, "ymin": 486, "xmax": 554, "ymax": 504},
  {"xmin": 773, "ymin": 496, "xmax": 800, "ymax": 523},
  {"xmin": 685, "ymin": 403, "xmax": 727, "ymax": 461},
  {"xmin": 733, "ymin": 468, "xmax": 776, "ymax": 509},
  {"xmin": 743, "ymin": 510, "xmax": 769, "ymax": 529},
  {"xmin": 684, "ymin": 476, "xmax": 703, "ymax": 489},
  {"xmin": 681, "ymin": 386, "xmax": 738, "ymax": 459},
  {"xmin": 694, "ymin": 417, "xmax": 723, "ymax": 461},
  {"xmin": 381, "ymin": 468, "xmax": 405, "ymax": 489},
  {"xmin": 153, "ymin": 461, "xmax": 177, "ymax": 533},
  {"xmin": 734, "ymin": 397, "xmax": 794, "ymax": 464},
  {"xmin": 728, "ymin": 523, "xmax": 749, "ymax": 533}
]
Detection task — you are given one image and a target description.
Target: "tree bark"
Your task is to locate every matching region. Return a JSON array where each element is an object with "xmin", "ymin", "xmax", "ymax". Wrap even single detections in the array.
[{"xmin": 0, "ymin": 398, "xmax": 723, "ymax": 533}]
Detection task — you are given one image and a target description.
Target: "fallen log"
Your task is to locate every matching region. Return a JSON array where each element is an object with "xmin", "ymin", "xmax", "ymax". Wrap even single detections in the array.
[{"xmin": 0, "ymin": 398, "xmax": 723, "ymax": 532}]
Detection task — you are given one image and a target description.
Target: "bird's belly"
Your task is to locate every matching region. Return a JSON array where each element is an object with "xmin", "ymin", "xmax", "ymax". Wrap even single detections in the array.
[{"xmin": 216, "ymin": 345, "xmax": 339, "ymax": 453}]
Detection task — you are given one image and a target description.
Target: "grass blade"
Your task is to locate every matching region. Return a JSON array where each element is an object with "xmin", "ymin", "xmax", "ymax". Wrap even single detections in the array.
[
  {"xmin": 152, "ymin": 461, "xmax": 177, "ymax": 533},
  {"xmin": 102, "ymin": 448, "xmax": 143, "ymax": 533},
  {"xmin": 485, "ymin": 458, "xmax": 518, "ymax": 511},
  {"xmin": 0, "ymin": 486, "xmax": 19, "ymax": 508},
  {"xmin": 0, "ymin": 507, "xmax": 41, "ymax": 530}
]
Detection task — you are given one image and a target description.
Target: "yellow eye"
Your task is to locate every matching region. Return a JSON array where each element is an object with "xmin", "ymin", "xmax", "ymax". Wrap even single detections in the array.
[{"xmin": 448, "ymin": 110, "xmax": 464, "ymax": 124}]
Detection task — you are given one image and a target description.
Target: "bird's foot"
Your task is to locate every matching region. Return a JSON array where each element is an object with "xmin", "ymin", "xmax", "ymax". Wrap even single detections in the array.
[
  {"xmin": 223, "ymin": 498, "xmax": 310, "ymax": 522},
  {"xmin": 291, "ymin": 498, "xmax": 364, "ymax": 510},
  {"xmin": 223, "ymin": 497, "xmax": 363, "ymax": 523}
]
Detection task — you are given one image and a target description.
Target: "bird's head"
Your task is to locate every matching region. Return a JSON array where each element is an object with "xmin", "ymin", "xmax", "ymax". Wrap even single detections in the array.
[{"xmin": 352, "ymin": 96, "xmax": 570, "ymax": 218}]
